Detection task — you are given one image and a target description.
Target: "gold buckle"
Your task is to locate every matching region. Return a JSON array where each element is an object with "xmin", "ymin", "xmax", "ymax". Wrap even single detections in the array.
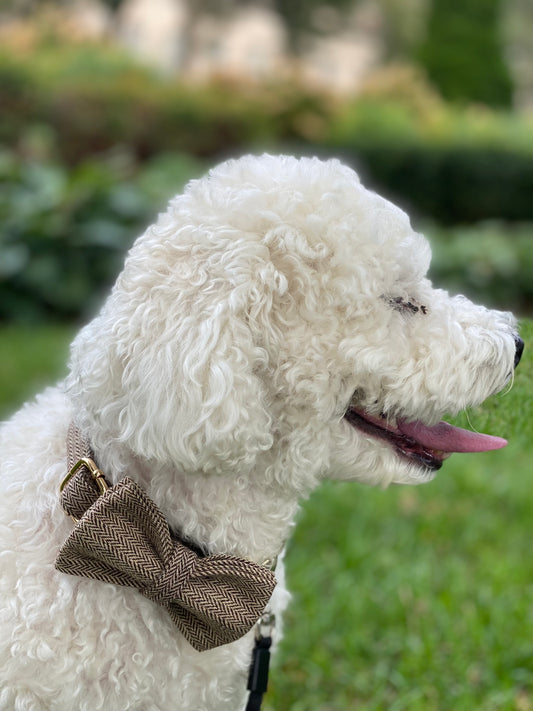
[
  {"xmin": 60, "ymin": 458, "xmax": 110, "ymax": 522},
  {"xmin": 60, "ymin": 457, "xmax": 109, "ymax": 495}
]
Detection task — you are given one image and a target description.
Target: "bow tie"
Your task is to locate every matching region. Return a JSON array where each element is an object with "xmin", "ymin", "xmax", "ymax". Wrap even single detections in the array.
[{"xmin": 56, "ymin": 426, "xmax": 277, "ymax": 652}]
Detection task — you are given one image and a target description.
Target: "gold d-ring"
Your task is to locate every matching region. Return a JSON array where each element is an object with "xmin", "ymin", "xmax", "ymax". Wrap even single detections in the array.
[{"xmin": 60, "ymin": 457, "xmax": 110, "ymax": 497}]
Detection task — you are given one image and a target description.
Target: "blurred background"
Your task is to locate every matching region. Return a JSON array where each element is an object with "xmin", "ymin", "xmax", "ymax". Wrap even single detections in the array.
[
  {"xmin": 1, "ymin": 2, "xmax": 533, "ymax": 709},
  {"xmin": 2, "ymin": 0, "xmax": 533, "ymax": 333}
]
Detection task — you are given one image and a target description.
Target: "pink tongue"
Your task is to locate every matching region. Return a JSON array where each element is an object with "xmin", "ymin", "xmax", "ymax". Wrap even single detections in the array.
[{"xmin": 398, "ymin": 419, "xmax": 507, "ymax": 453}]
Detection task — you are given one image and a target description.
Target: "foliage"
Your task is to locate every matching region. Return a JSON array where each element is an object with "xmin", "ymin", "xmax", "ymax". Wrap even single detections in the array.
[
  {"xmin": 2, "ymin": 44, "xmax": 533, "ymax": 224},
  {"xmin": 326, "ymin": 66, "xmax": 533, "ymax": 222},
  {"xmin": 1, "ymin": 147, "xmax": 533, "ymax": 323},
  {"xmin": 416, "ymin": 0, "xmax": 513, "ymax": 107},
  {"xmin": 2, "ymin": 40, "xmax": 533, "ymax": 322},
  {"xmin": 427, "ymin": 222, "xmax": 533, "ymax": 315},
  {"xmin": 0, "ymin": 150, "xmax": 205, "ymax": 322},
  {"xmin": 0, "ymin": 40, "xmax": 333, "ymax": 162},
  {"xmin": 334, "ymin": 143, "xmax": 533, "ymax": 224}
]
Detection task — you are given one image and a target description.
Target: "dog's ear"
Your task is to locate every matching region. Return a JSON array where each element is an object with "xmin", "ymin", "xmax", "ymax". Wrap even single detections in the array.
[
  {"xmin": 67, "ymin": 216, "xmax": 326, "ymax": 476},
  {"xmin": 67, "ymin": 253, "xmax": 279, "ymax": 477}
]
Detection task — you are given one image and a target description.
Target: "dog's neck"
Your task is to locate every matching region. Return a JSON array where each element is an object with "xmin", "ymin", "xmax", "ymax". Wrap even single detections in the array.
[{"xmin": 91, "ymin": 439, "xmax": 300, "ymax": 567}]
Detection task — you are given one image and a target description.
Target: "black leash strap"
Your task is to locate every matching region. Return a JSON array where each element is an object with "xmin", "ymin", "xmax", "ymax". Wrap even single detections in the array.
[{"xmin": 246, "ymin": 611, "xmax": 275, "ymax": 711}]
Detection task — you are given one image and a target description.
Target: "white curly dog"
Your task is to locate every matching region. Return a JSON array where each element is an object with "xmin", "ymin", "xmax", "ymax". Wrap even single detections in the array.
[{"xmin": 0, "ymin": 155, "xmax": 523, "ymax": 711}]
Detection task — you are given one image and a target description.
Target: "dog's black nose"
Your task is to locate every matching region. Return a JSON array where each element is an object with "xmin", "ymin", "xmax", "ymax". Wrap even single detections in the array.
[{"xmin": 514, "ymin": 334, "xmax": 524, "ymax": 369}]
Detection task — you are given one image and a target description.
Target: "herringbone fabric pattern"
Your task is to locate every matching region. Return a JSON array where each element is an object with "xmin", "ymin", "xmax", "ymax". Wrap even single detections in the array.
[
  {"xmin": 61, "ymin": 424, "xmax": 102, "ymax": 520},
  {"xmin": 56, "ymin": 427, "xmax": 276, "ymax": 651}
]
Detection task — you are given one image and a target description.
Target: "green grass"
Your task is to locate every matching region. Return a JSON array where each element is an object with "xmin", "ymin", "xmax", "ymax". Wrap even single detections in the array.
[
  {"xmin": 0, "ymin": 323, "xmax": 75, "ymax": 420},
  {"xmin": 1, "ymin": 321, "xmax": 532, "ymax": 710}
]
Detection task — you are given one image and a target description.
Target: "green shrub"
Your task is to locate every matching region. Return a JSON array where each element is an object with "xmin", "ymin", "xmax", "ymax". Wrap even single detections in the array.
[
  {"xmin": 2, "ymin": 44, "xmax": 533, "ymax": 224},
  {"xmin": 427, "ymin": 222, "xmax": 533, "ymax": 314},
  {"xmin": 330, "ymin": 144, "xmax": 533, "ymax": 224},
  {"xmin": 0, "ymin": 56, "xmax": 40, "ymax": 142},
  {"xmin": 0, "ymin": 42, "xmax": 332, "ymax": 163},
  {"xmin": 1, "ymin": 148, "xmax": 532, "ymax": 323},
  {"xmin": 2, "ymin": 42, "xmax": 533, "ymax": 323},
  {"xmin": 416, "ymin": 0, "xmax": 513, "ymax": 108},
  {"xmin": 325, "ymin": 89, "xmax": 533, "ymax": 223},
  {"xmin": 0, "ymin": 150, "xmax": 205, "ymax": 323}
]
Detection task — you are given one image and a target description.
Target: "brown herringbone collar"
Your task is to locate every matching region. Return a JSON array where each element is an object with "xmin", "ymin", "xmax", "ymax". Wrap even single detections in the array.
[{"xmin": 55, "ymin": 424, "xmax": 277, "ymax": 652}]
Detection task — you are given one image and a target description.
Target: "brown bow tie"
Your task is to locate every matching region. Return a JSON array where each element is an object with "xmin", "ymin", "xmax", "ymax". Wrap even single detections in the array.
[{"xmin": 56, "ymin": 426, "xmax": 276, "ymax": 652}]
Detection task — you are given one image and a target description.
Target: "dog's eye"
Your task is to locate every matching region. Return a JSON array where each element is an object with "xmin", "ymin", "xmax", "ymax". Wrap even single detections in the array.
[{"xmin": 387, "ymin": 296, "xmax": 428, "ymax": 315}]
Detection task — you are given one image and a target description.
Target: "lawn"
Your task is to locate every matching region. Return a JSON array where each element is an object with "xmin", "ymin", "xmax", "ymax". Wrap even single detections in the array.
[
  {"xmin": 0, "ymin": 323, "xmax": 74, "ymax": 420},
  {"xmin": 1, "ymin": 320, "xmax": 532, "ymax": 710}
]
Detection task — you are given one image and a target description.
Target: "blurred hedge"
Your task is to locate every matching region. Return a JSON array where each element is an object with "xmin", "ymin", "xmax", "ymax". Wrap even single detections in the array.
[
  {"xmin": 0, "ymin": 46, "xmax": 331, "ymax": 162},
  {"xmin": 2, "ymin": 46, "xmax": 533, "ymax": 224},
  {"xmin": 0, "ymin": 150, "xmax": 205, "ymax": 322},
  {"xmin": 336, "ymin": 144, "xmax": 533, "ymax": 224},
  {"xmin": 415, "ymin": 0, "xmax": 513, "ymax": 108},
  {"xmin": 325, "ymin": 66, "xmax": 533, "ymax": 223},
  {"xmin": 426, "ymin": 222, "xmax": 533, "ymax": 314},
  {"xmin": 1, "ymin": 149, "xmax": 532, "ymax": 323},
  {"xmin": 2, "ymin": 42, "xmax": 533, "ymax": 321}
]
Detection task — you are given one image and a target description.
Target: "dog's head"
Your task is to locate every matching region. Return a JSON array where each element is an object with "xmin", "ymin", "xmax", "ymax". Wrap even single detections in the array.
[{"xmin": 68, "ymin": 155, "xmax": 521, "ymax": 492}]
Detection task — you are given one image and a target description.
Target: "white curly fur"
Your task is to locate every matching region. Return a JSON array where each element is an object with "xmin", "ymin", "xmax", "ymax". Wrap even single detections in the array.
[{"xmin": 0, "ymin": 155, "xmax": 519, "ymax": 710}]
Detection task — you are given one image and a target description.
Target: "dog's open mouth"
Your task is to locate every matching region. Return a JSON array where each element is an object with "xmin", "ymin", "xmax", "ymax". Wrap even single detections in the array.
[{"xmin": 344, "ymin": 407, "xmax": 507, "ymax": 471}]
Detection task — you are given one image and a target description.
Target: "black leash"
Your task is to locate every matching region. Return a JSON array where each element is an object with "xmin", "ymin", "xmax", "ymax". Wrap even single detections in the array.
[{"xmin": 246, "ymin": 611, "xmax": 275, "ymax": 711}]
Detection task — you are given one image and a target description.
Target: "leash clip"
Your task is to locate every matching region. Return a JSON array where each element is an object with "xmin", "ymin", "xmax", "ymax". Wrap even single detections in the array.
[
  {"xmin": 246, "ymin": 610, "xmax": 275, "ymax": 711},
  {"xmin": 255, "ymin": 610, "xmax": 276, "ymax": 641}
]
